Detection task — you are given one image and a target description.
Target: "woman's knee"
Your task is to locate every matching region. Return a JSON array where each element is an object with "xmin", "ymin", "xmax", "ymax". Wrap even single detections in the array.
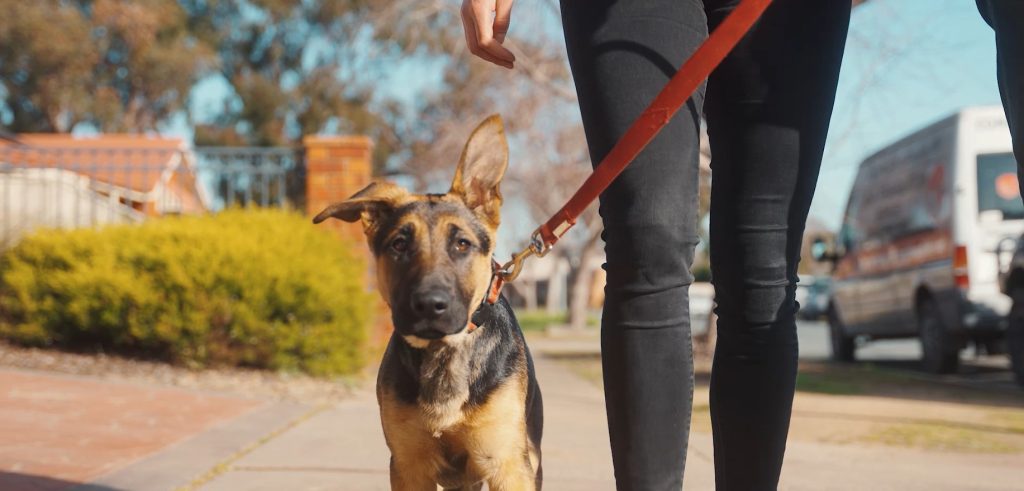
[
  {"xmin": 603, "ymin": 222, "xmax": 699, "ymax": 293},
  {"xmin": 600, "ymin": 222, "xmax": 699, "ymax": 330}
]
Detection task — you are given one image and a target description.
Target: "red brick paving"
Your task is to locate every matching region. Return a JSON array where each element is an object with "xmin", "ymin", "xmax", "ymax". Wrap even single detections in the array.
[{"xmin": 0, "ymin": 369, "xmax": 261, "ymax": 491}]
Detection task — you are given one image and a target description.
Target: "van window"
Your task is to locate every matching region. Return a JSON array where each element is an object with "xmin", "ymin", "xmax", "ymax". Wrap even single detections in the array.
[
  {"xmin": 977, "ymin": 153, "xmax": 1024, "ymax": 219},
  {"xmin": 852, "ymin": 154, "xmax": 951, "ymax": 245}
]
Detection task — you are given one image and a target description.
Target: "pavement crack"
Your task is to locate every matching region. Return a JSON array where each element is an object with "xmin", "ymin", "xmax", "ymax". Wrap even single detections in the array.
[{"xmin": 176, "ymin": 404, "xmax": 330, "ymax": 491}]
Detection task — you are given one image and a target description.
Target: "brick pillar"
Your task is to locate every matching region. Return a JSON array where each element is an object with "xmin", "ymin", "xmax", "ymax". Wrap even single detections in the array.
[
  {"xmin": 303, "ymin": 136, "xmax": 391, "ymax": 348},
  {"xmin": 304, "ymin": 136, "xmax": 373, "ymax": 243}
]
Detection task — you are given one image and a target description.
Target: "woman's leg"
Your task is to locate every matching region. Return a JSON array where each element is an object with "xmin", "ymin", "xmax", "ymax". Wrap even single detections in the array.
[
  {"xmin": 560, "ymin": 1, "xmax": 706, "ymax": 489},
  {"xmin": 703, "ymin": 1, "xmax": 850, "ymax": 489},
  {"xmin": 976, "ymin": 0, "xmax": 1024, "ymax": 170}
]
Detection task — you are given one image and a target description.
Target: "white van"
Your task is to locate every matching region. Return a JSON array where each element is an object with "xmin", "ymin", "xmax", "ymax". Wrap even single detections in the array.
[{"xmin": 816, "ymin": 106, "xmax": 1020, "ymax": 373}]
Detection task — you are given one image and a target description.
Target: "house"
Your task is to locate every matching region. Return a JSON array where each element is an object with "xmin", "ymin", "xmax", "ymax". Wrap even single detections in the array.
[
  {"xmin": 1, "ymin": 134, "xmax": 209, "ymax": 215},
  {"xmin": 0, "ymin": 134, "xmax": 210, "ymax": 246},
  {"xmin": 0, "ymin": 167, "xmax": 145, "ymax": 247}
]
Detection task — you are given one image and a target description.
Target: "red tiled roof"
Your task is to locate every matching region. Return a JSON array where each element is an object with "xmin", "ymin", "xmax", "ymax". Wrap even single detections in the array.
[{"xmin": 0, "ymin": 134, "xmax": 188, "ymax": 194}]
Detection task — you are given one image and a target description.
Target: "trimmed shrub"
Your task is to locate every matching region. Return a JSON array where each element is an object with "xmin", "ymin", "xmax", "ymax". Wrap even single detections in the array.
[{"xmin": 0, "ymin": 209, "xmax": 372, "ymax": 376}]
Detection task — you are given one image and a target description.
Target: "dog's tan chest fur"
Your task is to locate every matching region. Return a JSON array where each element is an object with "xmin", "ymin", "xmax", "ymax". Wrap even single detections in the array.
[
  {"xmin": 416, "ymin": 341, "xmax": 474, "ymax": 433},
  {"xmin": 380, "ymin": 368, "xmax": 535, "ymax": 490}
]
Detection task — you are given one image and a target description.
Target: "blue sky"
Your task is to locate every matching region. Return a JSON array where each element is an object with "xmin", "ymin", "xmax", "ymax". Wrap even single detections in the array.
[{"xmin": 813, "ymin": 0, "xmax": 1003, "ymax": 228}]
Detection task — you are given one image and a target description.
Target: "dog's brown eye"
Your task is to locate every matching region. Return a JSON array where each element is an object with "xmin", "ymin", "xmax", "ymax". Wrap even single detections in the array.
[
  {"xmin": 391, "ymin": 238, "xmax": 409, "ymax": 253},
  {"xmin": 455, "ymin": 238, "xmax": 472, "ymax": 252}
]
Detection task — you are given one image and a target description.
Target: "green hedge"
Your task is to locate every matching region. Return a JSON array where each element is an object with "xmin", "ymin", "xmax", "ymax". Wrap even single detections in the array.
[{"xmin": 0, "ymin": 209, "xmax": 372, "ymax": 376}]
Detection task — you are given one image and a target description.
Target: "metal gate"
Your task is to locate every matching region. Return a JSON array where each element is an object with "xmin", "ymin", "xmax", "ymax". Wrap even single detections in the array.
[
  {"xmin": 194, "ymin": 147, "xmax": 305, "ymax": 211},
  {"xmin": 0, "ymin": 142, "xmax": 304, "ymax": 248}
]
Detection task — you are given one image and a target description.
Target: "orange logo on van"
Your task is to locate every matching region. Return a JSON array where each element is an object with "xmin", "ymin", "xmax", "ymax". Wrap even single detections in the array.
[
  {"xmin": 996, "ymin": 172, "xmax": 1019, "ymax": 200},
  {"xmin": 925, "ymin": 164, "xmax": 947, "ymax": 222}
]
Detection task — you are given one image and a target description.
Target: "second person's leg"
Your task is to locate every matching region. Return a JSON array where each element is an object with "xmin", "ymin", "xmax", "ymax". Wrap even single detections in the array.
[{"xmin": 703, "ymin": 0, "xmax": 850, "ymax": 489}]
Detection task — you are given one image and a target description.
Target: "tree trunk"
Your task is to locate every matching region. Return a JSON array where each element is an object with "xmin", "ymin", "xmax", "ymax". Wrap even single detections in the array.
[
  {"xmin": 545, "ymin": 261, "xmax": 564, "ymax": 314},
  {"xmin": 568, "ymin": 226, "xmax": 603, "ymax": 330},
  {"xmin": 522, "ymin": 281, "xmax": 538, "ymax": 311}
]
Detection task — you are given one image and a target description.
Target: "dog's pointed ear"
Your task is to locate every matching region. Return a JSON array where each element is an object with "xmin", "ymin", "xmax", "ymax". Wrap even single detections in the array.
[
  {"xmin": 313, "ymin": 181, "xmax": 408, "ymax": 227},
  {"xmin": 450, "ymin": 115, "xmax": 509, "ymax": 226}
]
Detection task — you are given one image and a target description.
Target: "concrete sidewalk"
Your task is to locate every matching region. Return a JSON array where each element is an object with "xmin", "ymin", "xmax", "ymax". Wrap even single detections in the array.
[
  {"xmin": 194, "ymin": 355, "xmax": 681, "ymax": 490},
  {"xmin": 186, "ymin": 340, "xmax": 1021, "ymax": 491},
  {"xmin": 196, "ymin": 358, "xmax": 721, "ymax": 490},
  {"xmin": 6, "ymin": 337, "xmax": 1014, "ymax": 490}
]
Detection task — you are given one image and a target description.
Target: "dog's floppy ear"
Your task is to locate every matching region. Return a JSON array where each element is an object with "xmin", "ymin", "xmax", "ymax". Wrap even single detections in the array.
[
  {"xmin": 312, "ymin": 181, "xmax": 408, "ymax": 226},
  {"xmin": 450, "ymin": 114, "xmax": 509, "ymax": 226}
]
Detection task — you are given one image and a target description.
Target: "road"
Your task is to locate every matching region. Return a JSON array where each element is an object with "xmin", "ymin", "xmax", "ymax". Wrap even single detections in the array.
[
  {"xmin": 797, "ymin": 319, "xmax": 1020, "ymax": 392},
  {"xmin": 798, "ymin": 319, "xmax": 922, "ymax": 361}
]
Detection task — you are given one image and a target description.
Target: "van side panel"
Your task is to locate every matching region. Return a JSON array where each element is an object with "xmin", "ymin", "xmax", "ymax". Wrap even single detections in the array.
[
  {"xmin": 888, "ymin": 118, "xmax": 958, "ymax": 331},
  {"xmin": 855, "ymin": 117, "xmax": 957, "ymax": 334},
  {"xmin": 832, "ymin": 106, "xmax": 1017, "ymax": 339}
]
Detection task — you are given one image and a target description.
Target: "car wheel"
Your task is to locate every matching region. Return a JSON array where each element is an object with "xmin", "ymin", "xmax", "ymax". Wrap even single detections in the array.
[
  {"xmin": 918, "ymin": 298, "xmax": 959, "ymax": 374},
  {"xmin": 1007, "ymin": 289, "xmax": 1024, "ymax": 387},
  {"xmin": 828, "ymin": 304, "xmax": 855, "ymax": 362}
]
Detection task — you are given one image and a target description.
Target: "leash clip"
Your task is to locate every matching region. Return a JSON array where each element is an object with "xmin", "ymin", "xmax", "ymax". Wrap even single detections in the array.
[{"xmin": 496, "ymin": 229, "xmax": 553, "ymax": 283}]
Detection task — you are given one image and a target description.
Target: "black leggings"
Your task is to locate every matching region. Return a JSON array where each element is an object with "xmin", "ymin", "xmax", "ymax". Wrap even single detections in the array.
[
  {"xmin": 977, "ymin": 0, "xmax": 1024, "ymax": 175},
  {"xmin": 560, "ymin": 1, "xmax": 850, "ymax": 489}
]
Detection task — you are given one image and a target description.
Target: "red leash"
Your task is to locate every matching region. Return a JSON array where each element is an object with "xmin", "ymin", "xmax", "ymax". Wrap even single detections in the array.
[{"xmin": 487, "ymin": 0, "xmax": 773, "ymax": 304}]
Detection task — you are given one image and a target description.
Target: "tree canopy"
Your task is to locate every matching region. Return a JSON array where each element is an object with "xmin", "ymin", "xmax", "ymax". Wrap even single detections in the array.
[
  {"xmin": 0, "ymin": 0, "xmax": 208, "ymax": 133},
  {"xmin": 0, "ymin": 0, "xmax": 571, "ymax": 174}
]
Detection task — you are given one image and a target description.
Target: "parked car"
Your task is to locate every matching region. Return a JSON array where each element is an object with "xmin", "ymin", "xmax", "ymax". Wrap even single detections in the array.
[
  {"xmin": 813, "ymin": 106, "xmax": 1023, "ymax": 375},
  {"xmin": 796, "ymin": 275, "xmax": 831, "ymax": 320}
]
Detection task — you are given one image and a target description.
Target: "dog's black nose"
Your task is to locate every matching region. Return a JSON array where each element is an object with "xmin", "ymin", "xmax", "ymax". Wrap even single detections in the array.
[{"xmin": 411, "ymin": 291, "xmax": 450, "ymax": 319}]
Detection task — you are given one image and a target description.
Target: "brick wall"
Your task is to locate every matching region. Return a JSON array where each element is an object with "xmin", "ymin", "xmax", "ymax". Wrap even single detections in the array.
[
  {"xmin": 303, "ymin": 136, "xmax": 391, "ymax": 348},
  {"xmin": 304, "ymin": 136, "xmax": 373, "ymax": 243}
]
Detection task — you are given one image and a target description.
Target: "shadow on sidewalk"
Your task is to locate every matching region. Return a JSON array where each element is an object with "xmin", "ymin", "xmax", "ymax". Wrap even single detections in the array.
[{"xmin": 0, "ymin": 472, "xmax": 124, "ymax": 491}]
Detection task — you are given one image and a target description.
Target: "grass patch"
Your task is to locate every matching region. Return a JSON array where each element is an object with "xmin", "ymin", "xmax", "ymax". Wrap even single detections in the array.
[
  {"xmin": 794, "ymin": 362, "xmax": 924, "ymax": 396},
  {"xmin": 987, "ymin": 410, "xmax": 1024, "ymax": 433},
  {"xmin": 552, "ymin": 354, "xmax": 603, "ymax": 386},
  {"xmin": 516, "ymin": 310, "xmax": 599, "ymax": 332},
  {"xmin": 795, "ymin": 371, "xmax": 865, "ymax": 395},
  {"xmin": 550, "ymin": 349, "xmax": 1024, "ymax": 453},
  {"xmin": 863, "ymin": 423, "xmax": 1022, "ymax": 453},
  {"xmin": 558, "ymin": 356, "xmax": 891, "ymax": 396},
  {"xmin": 517, "ymin": 311, "xmax": 568, "ymax": 332}
]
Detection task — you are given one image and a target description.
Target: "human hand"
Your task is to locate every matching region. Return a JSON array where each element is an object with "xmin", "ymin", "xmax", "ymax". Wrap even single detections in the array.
[{"xmin": 460, "ymin": 0, "xmax": 516, "ymax": 69}]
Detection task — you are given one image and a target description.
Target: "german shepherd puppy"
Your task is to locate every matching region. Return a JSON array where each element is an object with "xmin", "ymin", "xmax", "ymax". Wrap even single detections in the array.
[{"xmin": 314, "ymin": 115, "xmax": 543, "ymax": 490}]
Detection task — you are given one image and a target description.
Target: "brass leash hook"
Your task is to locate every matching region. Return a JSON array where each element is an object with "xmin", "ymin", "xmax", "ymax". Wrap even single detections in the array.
[{"xmin": 496, "ymin": 229, "xmax": 553, "ymax": 283}]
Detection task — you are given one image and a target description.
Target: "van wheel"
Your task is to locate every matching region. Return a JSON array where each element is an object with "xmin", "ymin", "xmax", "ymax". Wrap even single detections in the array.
[
  {"xmin": 918, "ymin": 298, "xmax": 959, "ymax": 374},
  {"xmin": 828, "ymin": 304, "xmax": 855, "ymax": 362},
  {"xmin": 1007, "ymin": 289, "xmax": 1024, "ymax": 387}
]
